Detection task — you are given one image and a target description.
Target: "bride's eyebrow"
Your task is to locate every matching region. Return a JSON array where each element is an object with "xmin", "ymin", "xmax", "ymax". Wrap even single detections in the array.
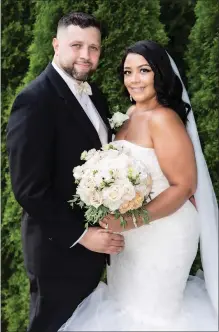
[
  {"xmin": 137, "ymin": 64, "xmax": 151, "ymax": 69},
  {"xmin": 124, "ymin": 64, "xmax": 151, "ymax": 69}
]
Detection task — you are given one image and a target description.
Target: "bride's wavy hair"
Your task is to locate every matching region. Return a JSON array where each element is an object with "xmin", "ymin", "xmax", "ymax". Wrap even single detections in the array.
[{"xmin": 119, "ymin": 40, "xmax": 191, "ymax": 125}]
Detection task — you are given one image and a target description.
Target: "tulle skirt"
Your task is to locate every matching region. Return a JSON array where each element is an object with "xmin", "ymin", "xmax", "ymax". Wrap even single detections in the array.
[{"xmin": 59, "ymin": 274, "xmax": 218, "ymax": 331}]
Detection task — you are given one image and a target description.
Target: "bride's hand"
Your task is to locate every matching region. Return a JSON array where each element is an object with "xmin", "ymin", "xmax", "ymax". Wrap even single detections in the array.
[{"xmin": 100, "ymin": 214, "xmax": 131, "ymax": 233}]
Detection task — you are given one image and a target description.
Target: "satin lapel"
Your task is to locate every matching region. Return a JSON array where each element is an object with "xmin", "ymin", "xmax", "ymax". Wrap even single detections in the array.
[
  {"xmin": 89, "ymin": 89, "xmax": 113, "ymax": 143},
  {"xmin": 45, "ymin": 63, "xmax": 101, "ymax": 147},
  {"xmin": 62, "ymin": 95, "xmax": 101, "ymax": 147}
]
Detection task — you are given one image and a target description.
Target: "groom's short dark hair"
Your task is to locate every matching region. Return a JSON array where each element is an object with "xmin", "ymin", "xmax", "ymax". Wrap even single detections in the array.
[{"xmin": 57, "ymin": 12, "xmax": 101, "ymax": 32}]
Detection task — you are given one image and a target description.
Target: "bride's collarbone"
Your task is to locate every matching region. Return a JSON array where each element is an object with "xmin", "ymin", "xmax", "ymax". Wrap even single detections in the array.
[{"xmin": 116, "ymin": 118, "xmax": 153, "ymax": 148}]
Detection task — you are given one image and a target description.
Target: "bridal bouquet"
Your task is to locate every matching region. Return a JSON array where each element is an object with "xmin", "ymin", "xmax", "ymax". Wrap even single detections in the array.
[{"xmin": 69, "ymin": 143, "xmax": 152, "ymax": 229}]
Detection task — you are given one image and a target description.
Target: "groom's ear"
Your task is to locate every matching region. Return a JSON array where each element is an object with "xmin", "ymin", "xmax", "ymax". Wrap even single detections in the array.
[{"xmin": 52, "ymin": 38, "xmax": 59, "ymax": 55}]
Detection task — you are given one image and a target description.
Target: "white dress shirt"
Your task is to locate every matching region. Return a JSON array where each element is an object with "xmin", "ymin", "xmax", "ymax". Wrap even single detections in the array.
[
  {"xmin": 52, "ymin": 61, "xmax": 108, "ymax": 247},
  {"xmin": 52, "ymin": 61, "xmax": 108, "ymax": 146}
]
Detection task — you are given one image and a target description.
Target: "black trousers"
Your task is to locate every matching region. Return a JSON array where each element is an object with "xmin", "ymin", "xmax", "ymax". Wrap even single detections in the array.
[{"xmin": 27, "ymin": 273, "xmax": 98, "ymax": 332}]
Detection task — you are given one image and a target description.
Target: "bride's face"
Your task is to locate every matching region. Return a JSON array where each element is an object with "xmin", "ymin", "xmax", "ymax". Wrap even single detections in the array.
[
  {"xmin": 53, "ymin": 25, "xmax": 101, "ymax": 81},
  {"xmin": 123, "ymin": 53, "xmax": 156, "ymax": 104}
]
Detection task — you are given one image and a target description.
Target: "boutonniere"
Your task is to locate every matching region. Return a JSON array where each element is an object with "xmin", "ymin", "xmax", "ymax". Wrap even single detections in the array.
[{"xmin": 108, "ymin": 112, "xmax": 129, "ymax": 131}]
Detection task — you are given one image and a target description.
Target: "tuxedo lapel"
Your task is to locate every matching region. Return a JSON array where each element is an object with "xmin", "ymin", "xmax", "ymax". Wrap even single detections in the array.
[
  {"xmin": 45, "ymin": 63, "xmax": 101, "ymax": 147},
  {"xmin": 89, "ymin": 93, "xmax": 110, "ymax": 131},
  {"xmin": 89, "ymin": 85, "xmax": 112, "ymax": 143}
]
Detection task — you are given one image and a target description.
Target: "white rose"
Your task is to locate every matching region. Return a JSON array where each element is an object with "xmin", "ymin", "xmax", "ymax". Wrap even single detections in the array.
[
  {"xmin": 135, "ymin": 184, "xmax": 147, "ymax": 197},
  {"xmin": 76, "ymin": 185, "xmax": 92, "ymax": 205},
  {"xmin": 111, "ymin": 154, "xmax": 131, "ymax": 170},
  {"xmin": 135, "ymin": 174, "xmax": 152, "ymax": 198},
  {"xmin": 89, "ymin": 191, "xmax": 103, "ymax": 208},
  {"xmin": 83, "ymin": 175, "xmax": 97, "ymax": 190},
  {"xmin": 73, "ymin": 166, "xmax": 84, "ymax": 181},
  {"xmin": 93, "ymin": 172, "xmax": 104, "ymax": 187},
  {"xmin": 100, "ymin": 149, "xmax": 120, "ymax": 160},
  {"xmin": 83, "ymin": 152, "xmax": 101, "ymax": 169},
  {"xmin": 98, "ymin": 169, "xmax": 114, "ymax": 183},
  {"xmin": 102, "ymin": 184, "xmax": 125, "ymax": 211},
  {"xmin": 121, "ymin": 179, "xmax": 136, "ymax": 201},
  {"xmin": 86, "ymin": 148, "xmax": 97, "ymax": 160}
]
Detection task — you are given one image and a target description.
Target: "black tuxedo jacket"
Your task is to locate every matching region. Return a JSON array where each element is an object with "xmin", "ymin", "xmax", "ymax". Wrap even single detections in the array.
[{"xmin": 7, "ymin": 63, "xmax": 112, "ymax": 278}]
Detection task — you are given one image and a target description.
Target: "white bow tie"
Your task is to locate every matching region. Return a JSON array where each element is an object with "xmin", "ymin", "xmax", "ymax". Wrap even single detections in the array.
[{"xmin": 75, "ymin": 81, "xmax": 92, "ymax": 96}]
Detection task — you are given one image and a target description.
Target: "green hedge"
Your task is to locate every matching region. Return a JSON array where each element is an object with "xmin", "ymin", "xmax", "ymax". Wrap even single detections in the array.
[
  {"xmin": 185, "ymin": 0, "xmax": 219, "ymax": 200},
  {"xmin": 160, "ymin": 0, "xmax": 196, "ymax": 85},
  {"xmin": 184, "ymin": 0, "xmax": 219, "ymax": 276},
  {"xmin": 1, "ymin": 2, "xmax": 36, "ymax": 331}
]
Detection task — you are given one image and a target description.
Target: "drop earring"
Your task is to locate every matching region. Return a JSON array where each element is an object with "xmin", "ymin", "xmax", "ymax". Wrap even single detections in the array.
[{"xmin": 130, "ymin": 95, "xmax": 133, "ymax": 102}]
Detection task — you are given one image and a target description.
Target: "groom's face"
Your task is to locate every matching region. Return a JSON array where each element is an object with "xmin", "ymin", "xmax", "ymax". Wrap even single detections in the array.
[{"xmin": 53, "ymin": 25, "xmax": 101, "ymax": 81}]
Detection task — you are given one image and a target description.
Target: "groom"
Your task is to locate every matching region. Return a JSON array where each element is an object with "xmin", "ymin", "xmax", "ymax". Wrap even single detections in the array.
[{"xmin": 6, "ymin": 12, "xmax": 124, "ymax": 332}]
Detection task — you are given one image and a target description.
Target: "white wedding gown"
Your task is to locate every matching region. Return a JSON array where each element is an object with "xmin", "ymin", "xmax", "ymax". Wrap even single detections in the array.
[{"xmin": 59, "ymin": 140, "xmax": 218, "ymax": 331}]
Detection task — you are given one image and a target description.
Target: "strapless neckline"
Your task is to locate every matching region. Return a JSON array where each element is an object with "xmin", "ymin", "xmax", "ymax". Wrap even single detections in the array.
[{"xmin": 114, "ymin": 139, "xmax": 155, "ymax": 151}]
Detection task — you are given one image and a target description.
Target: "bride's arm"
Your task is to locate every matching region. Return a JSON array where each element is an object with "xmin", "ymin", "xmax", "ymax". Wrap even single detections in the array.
[
  {"xmin": 140, "ymin": 108, "xmax": 197, "ymax": 221},
  {"xmin": 100, "ymin": 108, "xmax": 197, "ymax": 232}
]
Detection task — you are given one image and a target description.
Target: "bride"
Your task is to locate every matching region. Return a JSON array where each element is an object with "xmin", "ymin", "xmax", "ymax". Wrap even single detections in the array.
[{"xmin": 59, "ymin": 40, "xmax": 218, "ymax": 331}]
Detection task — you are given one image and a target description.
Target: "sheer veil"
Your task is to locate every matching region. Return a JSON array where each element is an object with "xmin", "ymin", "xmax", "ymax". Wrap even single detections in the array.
[{"xmin": 167, "ymin": 53, "xmax": 218, "ymax": 314}]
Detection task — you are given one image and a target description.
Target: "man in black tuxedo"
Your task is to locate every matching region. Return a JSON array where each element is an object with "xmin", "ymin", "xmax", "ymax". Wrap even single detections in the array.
[{"xmin": 6, "ymin": 12, "xmax": 124, "ymax": 332}]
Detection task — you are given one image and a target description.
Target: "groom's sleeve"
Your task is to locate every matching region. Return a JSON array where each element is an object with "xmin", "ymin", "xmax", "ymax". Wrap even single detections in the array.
[
  {"xmin": 70, "ymin": 229, "xmax": 88, "ymax": 248},
  {"xmin": 6, "ymin": 91, "xmax": 85, "ymax": 248}
]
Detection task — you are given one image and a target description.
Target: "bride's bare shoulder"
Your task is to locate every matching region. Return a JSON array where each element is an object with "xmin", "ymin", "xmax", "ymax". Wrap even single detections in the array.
[
  {"xmin": 150, "ymin": 107, "xmax": 183, "ymax": 127},
  {"xmin": 126, "ymin": 105, "xmax": 136, "ymax": 116}
]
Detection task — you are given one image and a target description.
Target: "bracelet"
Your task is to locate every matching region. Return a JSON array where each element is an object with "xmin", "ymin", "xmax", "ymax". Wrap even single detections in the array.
[{"xmin": 132, "ymin": 212, "xmax": 138, "ymax": 228}]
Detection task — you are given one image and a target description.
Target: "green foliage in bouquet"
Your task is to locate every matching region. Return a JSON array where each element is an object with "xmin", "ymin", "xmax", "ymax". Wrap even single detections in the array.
[
  {"xmin": 70, "ymin": 195, "xmax": 150, "ymax": 230},
  {"xmin": 70, "ymin": 196, "xmax": 110, "ymax": 229}
]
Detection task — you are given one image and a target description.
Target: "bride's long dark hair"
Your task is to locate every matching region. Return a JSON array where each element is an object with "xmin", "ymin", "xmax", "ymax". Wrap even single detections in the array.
[{"xmin": 119, "ymin": 40, "xmax": 191, "ymax": 125}]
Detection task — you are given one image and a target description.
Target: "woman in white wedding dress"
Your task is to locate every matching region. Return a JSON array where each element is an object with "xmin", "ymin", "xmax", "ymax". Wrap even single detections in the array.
[{"xmin": 59, "ymin": 41, "xmax": 218, "ymax": 331}]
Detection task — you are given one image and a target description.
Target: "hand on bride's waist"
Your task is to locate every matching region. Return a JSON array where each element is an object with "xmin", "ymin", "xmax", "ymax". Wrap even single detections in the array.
[{"xmin": 79, "ymin": 227, "xmax": 125, "ymax": 254}]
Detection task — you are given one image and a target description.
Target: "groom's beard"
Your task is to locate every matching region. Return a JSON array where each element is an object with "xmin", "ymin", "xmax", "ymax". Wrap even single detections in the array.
[{"xmin": 63, "ymin": 63, "xmax": 93, "ymax": 82}]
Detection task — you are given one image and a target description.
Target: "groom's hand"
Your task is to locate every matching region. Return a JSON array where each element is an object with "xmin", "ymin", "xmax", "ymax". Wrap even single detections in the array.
[{"xmin": 78, "ymin": 227, "xmax": 124, "ymax": 254}]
